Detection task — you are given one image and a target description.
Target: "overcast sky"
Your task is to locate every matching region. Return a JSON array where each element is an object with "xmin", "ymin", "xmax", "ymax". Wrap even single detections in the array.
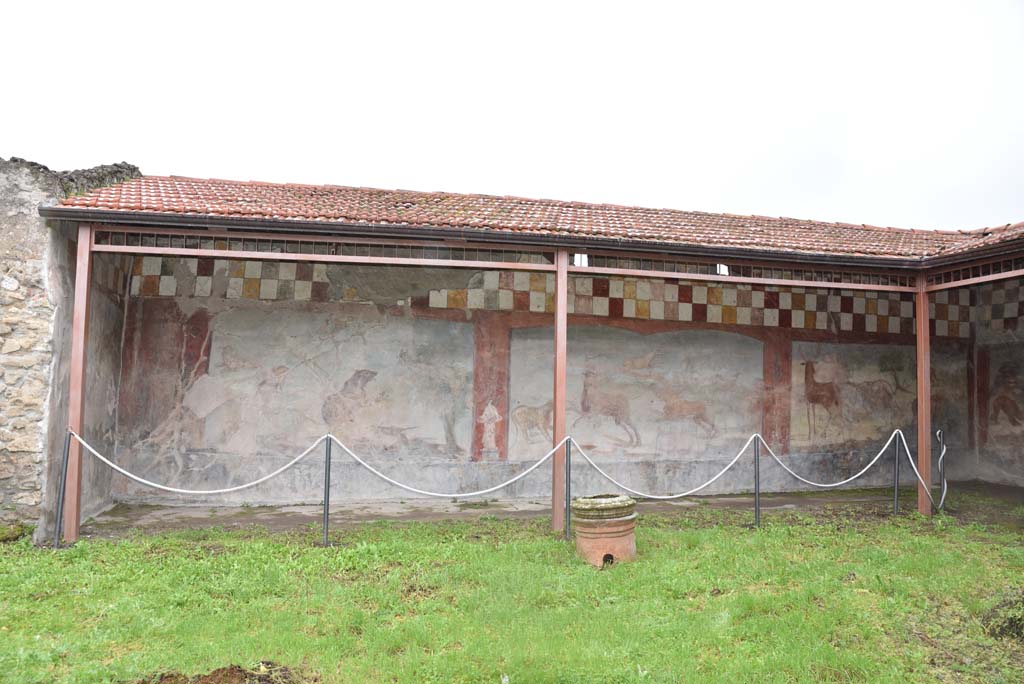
[{"xmin": 5, "ymin": 1, "xmax": 1023, "ymax": 230}]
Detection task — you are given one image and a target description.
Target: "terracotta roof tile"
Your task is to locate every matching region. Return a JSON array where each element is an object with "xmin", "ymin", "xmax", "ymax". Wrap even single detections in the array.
[{"xmin": 57, "ymin": 175, "xmax": 1017, "ymax": 261}]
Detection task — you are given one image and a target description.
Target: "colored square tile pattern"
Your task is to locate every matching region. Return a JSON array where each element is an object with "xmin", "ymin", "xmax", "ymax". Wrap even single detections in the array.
[
  {"xmin": 425, "ymin": 272, "xmax": 978, "ymax": 338},
  {"xmin": 128, "ymin": 257, "xmax": 1004, "ymax": 338},
  {"xmin": 974, "ymin": 278, "xmax": 1024, "ymax": 332}
]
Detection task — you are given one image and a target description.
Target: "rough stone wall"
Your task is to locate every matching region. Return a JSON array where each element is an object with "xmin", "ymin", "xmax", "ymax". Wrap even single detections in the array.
[{"xmin": 0, "ymin": 158, "xmax": 138, "ymax": 533}]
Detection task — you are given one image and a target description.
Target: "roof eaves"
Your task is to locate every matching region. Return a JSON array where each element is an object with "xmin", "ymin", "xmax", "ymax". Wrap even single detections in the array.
[{"xmin": 37, "ymin": 205, "xmax": 930, "ymax": 270}]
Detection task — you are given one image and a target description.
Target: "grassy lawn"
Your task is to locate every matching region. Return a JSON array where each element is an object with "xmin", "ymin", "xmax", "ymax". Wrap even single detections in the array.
[{"xmin": 1, "ymin": 494, "xmax": 1023, "ymax": 683}]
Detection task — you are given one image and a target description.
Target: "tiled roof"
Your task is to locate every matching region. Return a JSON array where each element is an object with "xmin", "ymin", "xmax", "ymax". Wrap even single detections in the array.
[
  {"xmin": 929, "ymin": 221, "xmax": 1024, "ymax": 259},
  {"xmin": 56, "ymin": 175, "xmax": 1018, "ymax": 262}
]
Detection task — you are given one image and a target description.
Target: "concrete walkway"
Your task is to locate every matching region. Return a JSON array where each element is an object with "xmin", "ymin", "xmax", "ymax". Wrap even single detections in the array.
[{"xmin": 80, "ymin": 489, "xmax": 905, "ymax": 538}]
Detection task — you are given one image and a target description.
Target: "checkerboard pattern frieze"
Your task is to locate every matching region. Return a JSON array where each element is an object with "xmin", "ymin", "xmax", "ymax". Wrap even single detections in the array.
[
  {"xmin": 129, "ymin": 256, "xmax": 369, "ymax": 303},
  {"xmin": 974, "ymin": 278, "xmax": 1024, "ymax": 332},
  {"xmin": 127, "ymin": 257, "xmax": 974, "ymax": 337},
  {"xmin": 427, "ymin": 273, "xmax": 971, "ymax": 337}
]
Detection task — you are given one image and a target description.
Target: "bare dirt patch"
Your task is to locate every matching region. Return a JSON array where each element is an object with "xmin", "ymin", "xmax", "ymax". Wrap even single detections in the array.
[
  {"xmin": 984, "ymin": 588, "xmax": 1024, "ymax": 642},
  {"xmin": 134, "ymin": 661, "xmax": 316, "ymax": 684}
]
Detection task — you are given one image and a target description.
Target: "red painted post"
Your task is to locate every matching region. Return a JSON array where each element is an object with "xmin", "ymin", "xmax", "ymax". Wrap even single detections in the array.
[
  {"xmin": 551, "ymin": 250, "xmax": 569, "ymax": 531},
  {"xmin": 63, "ymin": 224, "xmax": 93, "ymax": 543},
  {"xmin": 914, "ymin": 275, "xmax": 932, "ymax": 515}
]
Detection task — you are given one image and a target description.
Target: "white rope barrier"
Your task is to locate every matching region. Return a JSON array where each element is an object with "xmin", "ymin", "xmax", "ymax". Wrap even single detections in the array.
[
  {"xmin": 328, "ymin": 434, "xmax": 567, "ymax": 499},
  {"xmin": 762, "ymin": 431, "xmax": 899, "ymax": 489},
  {"xmin": 70, "ymin": 426, "xmax": 949, "ymax": 510},
  {"xmin": 69, "ymin": 430, "xmax": 328, "ymax": 495},
  {"xmin": 574, "ymin": 429, "xmax": 949, "ymax": 510},
  {"xmin": 569, "ymin": 434, "xmax": 759, "ymax": 500},
  {"xmin": 70, "ymin": 429, "xmax": 566, "ymax": 500}
]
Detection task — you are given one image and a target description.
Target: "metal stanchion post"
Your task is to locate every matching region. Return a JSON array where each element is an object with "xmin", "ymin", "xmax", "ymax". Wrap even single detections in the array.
[
  {"xmin": 322, "ymin": 438, "xmax": 332, "ymax": 547},
  {"xmin": 53, "ymin": 430, "xmax": 72, "ymax": 549},
  {"xmin": 564, "ymin": 440, "xmax": 572, "ymax": 540},
  {"xmin": 893, "ymin": 437, "xmax": 900, "ymax": 515},
  {"xmin": 754, "ymin": 438, "xmax": 761, "ymax": 527}
]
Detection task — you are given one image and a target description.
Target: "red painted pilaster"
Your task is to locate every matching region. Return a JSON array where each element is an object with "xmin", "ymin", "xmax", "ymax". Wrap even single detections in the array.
[
  {"xmin": 471, "ymin": 312, "xmax": 511, "ymax": 461},
  {"xmin": 762, "ymin": 329, "xmax": 792, "ymax": 452}
]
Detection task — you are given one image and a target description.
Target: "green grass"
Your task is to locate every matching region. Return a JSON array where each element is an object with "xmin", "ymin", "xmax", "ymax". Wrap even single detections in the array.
[{"xmin": 1, "ymin": 499, "xmax": 1022, "ymax": 683}]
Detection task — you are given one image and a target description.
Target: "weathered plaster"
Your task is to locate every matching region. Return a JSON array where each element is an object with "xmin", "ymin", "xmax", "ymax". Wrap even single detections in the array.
[
  {"xmin": 972, "ymin": 278, "xmax": 1024, "ymax": 486},
  {"xmin": 103, "ymin": 260, "xmax": 1001, "ymax": 505},
  {"xmin": 114, "ymin": 294, "xmax": 476, "ymax": 504}
]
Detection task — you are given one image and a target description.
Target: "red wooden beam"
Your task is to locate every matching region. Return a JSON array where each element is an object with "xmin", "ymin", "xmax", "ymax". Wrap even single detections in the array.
[
  {"xmin": 925, "ymin": 266, "xmax": 1024, "ymax": 292},
  {"xmin": 93, "ymin": 222, "xmax": 557, "ymax": 254},
  {"xmin": 580, "ymin": 246, "xmax": 916, "ymax": 282},
  {"xmin": 568, "ymin": 265, "xmax": 916, "ymax": 293},
  {"xmin": 551, "ymin": 250, "xmax": 569, "ymax": 531},
  {"xmin": 92, "ymin": 244, "xmax": 556, "ymax": 272},
  {"xmin": 63, "ymin": 224, "xmax": 93, "ymax": 543},
  {"xmin": 914, "ymin": 275, "xmax": 932, "ymax": 515}
]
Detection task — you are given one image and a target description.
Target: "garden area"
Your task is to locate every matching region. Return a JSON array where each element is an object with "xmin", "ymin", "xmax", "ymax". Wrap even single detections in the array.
[{"xmin": 1, "ymin": 490, "xmax": 1023, "ymax": 683}]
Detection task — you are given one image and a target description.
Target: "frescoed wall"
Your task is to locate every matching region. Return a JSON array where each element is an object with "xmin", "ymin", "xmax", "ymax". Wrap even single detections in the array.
[
  {"xmin": 510, "ymin": 327, "xmax": 762, "ymax": 458},
  {"xmin": 506, "ymin": 326, "xmax": 766, "ymax": 496},
  {"xmin": 973, "ymin": 278, "xmax": 1024, "ymax": 486},
  {"xmin": 931, "ymin": 345, "xmax": 970, "ymax": 453},
  {"xmin": 115, "ymin": 291, "xmax": 477, "ymax": 504},
  {"xmin": 97, "ymin": 255, "xmax": 1003, "ymax": 505},
  {"xmin": 791, "ymin": 342, "xmax": 916, "ymax": 449},
  {"xmin": 787, "ymin": 338, "xmax": 970, "ymax": 485}
]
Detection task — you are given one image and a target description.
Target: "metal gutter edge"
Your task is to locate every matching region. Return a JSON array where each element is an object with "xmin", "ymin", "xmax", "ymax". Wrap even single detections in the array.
[
  {"xmin": 38, "ymin": 205, "xmax": 929, "ymax": 270},
  {"xmin": 923, "ymin": 236, "xmax": 1024, "ymax": 270}
]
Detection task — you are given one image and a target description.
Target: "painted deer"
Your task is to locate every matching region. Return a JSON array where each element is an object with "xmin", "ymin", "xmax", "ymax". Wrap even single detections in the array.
[
  {"xmin": 573, "ymin": 369, "xmax": 641, "ymax": 447},
  {"xmin": 802, "ymin": 360, "xmax": 843, "ymax": 440},
  {"xmin": 653, "ymin": 386, "xmax": 716, "ymax": 437}
]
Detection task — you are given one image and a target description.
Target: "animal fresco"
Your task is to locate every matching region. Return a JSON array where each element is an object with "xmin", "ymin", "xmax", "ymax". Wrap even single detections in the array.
[
  {"xmin": 115, "ymin": 303, "xmax": 476, "ymax": 495},
  {"xmin": 508, "ymin": 326, "xmax": 762, "ymax": 460},
  {"xmin": 978, "ymin": 342, "xmax": 1024, "ymax": 485},
  {"xmin": 791, "ymin": 343, "xmax": 932, "ymax": 449},
  {"xmin": 511, "ymin": 400, "xmax": 554, "ymax": 444},
  {"xmin": 800, "ymin": 360, "xmax": 844, "ymax": 441},
  {"xmin": 576, "ymin": 368, "xmax": 643, "ymax": 447},
  {"xmin": 988, "ymin": 347, "xmax": 1024, "ymax": 437}
]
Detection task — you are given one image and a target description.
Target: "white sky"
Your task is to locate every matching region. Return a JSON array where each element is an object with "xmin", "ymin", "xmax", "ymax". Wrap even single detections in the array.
[{"xmin": 4, "ymin": 1, "xmax": 1023, "ymax": 230}]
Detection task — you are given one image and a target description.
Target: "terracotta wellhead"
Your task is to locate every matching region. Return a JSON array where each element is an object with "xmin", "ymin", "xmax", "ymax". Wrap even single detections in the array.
[{"xmin": 570, "ymin": 494, "xmax": 637, "ymax": 567}]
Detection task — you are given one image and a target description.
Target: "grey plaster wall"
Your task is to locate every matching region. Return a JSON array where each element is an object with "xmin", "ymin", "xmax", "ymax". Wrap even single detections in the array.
[
  {"xmin": 510, "ymin": 326, "xmax": 765, "ymax": 496},
  {"xmin": 973, "ymin": 278, "xmax": 1024, "ymax": 486}
]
